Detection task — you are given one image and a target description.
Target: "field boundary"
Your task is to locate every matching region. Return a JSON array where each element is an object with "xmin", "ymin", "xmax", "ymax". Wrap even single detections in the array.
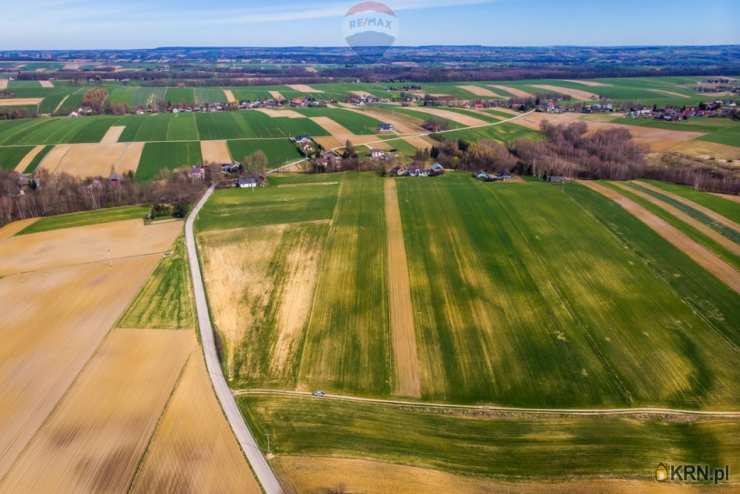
[
  {"xmin": 233, "ymin": 389, "xmax": 740, "ymax": 418},
  {"xmin": 185, "ymin": 186, "xmax": 284, "ymax": 494}
]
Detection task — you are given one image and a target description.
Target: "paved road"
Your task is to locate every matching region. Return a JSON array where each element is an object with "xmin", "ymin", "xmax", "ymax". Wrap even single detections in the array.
[
  {"xmin": 234, "ymin": 389, "xmax": 740, "ymax": 419},
  {"xmin": 185, "ymin": 186, "xmax": 284, "ymax": 494}
]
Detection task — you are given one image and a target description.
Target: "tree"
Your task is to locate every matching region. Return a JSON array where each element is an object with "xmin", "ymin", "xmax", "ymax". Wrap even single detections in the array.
[{"xmin": 242, "ymin": 151, "xmax": 268, "ymax": 177}]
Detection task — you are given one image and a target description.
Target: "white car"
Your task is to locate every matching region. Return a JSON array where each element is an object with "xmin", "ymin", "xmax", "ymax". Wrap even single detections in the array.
[{"xmin": 312, "ymin": 390, "xmax": 326, "ymax": 398}]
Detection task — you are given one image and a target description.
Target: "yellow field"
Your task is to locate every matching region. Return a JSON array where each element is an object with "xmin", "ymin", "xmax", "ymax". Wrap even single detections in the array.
[
  {"xmin": 0, "ymin": 218, "xmax": 37, "ymax": 239},
  {"xmin": 286, "ymin": 84, "xmax": 323, "ymax": 93},
  {"xmin": 39, "ymin": 81, "xmax": 54, "ymax": 88},
  {"xmin": 274, "ymin": 456, "xmax": 734, "ymax": 494},
  {"xmin": 224, "ymin": 89, "xmax": 237, "ymax": 103},
  {"xmin": 457, "ymin": 85, "xmax": 503, "ymax": 97},
  {"xmin": 39, "ymin": 142, "xmax": 143, "ymax": 177},
  {"xmin": 0, "ymin": 329, "xmax": 194, "ymax": 492},
  {"xmin": 0, "ymin": 98, "xmax": 43, "ymax": 106},
  {"xmin": 200, "ymin": 139, "xmax": 232, "ymax": 164},
  {"xmin": 531, "ymin": 84, "xmax": 598, "ymax": 100},
  {"xmin": 100, "ymin": 125, "xmax": 126, "ymax": 143},
  {"xmin": 256, "ymin": 108, "xmax": 306, "ymax": 119},
  {"xmin": 404, "ymin": 106, "xmax": 487, "ymax": 126},
  {"xmin": 489, "ymin": 84, "xmax": 533, "ymax": 98},
  {"xmin": 130, "ymin": 351, "xmax": 261, "ymax": 493},
  {"xmin": 269, "ymin": 90, "xmax": 286, "ymax": 101}
]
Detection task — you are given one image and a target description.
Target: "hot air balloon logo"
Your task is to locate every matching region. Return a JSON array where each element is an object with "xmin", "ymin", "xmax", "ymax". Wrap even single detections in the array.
[
  {"xmin": 342, "ymin": 2, "xmax": 399, "ymax": 62},
  {"xmin": 655, "ymin": 463, "xmax": 669, "ymax": 482}
]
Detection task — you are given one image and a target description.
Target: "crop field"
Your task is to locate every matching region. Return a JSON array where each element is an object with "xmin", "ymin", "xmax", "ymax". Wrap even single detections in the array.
[
  {"xmin": 293, "ymin": 107, "xmax": 383, "ymax": 134},
  {"xmin": 643, "ymin": 180, "xmax": 740, "ymax": 222},
  {"xmin": 118, "ymin": 237, "xmax": 195, "ymax": 329},
  {"xmin": 136, "ymin": 141, "xmax": 202, "ymax": 181},
  {"xmin": 17, "ymin": 205, "xmax": 149, "ymax": 235},
  {"xmin": 613, "ymin": 117, "xmax": 740, "ymax": 147},
  {"xmin": 241, "ymin": 395, "xmax": 740, "ymax": 481},
  {"xmin": 0, "ymin": 218, "xmax": 181, "ymax": 480},
  {"xmin": 165, "ymin": 87, "xmax": 195, "ymax": 105},
  {"xmin": 432, "ymin": 121, "xmax": 539, "ymax": 144}
]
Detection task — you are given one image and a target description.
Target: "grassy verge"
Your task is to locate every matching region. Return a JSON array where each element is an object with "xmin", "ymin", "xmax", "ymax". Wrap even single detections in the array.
[{"xmin": 17, "ymin": 205, "xmax": 149, "ymax": 235}]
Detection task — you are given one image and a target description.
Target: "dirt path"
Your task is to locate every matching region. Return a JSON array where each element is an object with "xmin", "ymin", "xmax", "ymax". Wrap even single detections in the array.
[
  {"xmin": 234, "ymin": 389, "xmax": 740, "ymax": 418},
  {"xmin": 634, "ymin": 181, "xmax": 740, "ymax": 233},
  {"xmin": 580, "ymin": 180, "xmax": 740, "ymax": 294},
  {"xmin": 339, "ymin": 105, "xmax": 434, "ymax": 150},
  {"xmin": 613, "ymin": 182, "xmax": 740, "ymax": 256},
  {"xmin": 14, "ymin": 144, "xmax": 45, "ymax": 172},
  {"xmin": 201, "ymin": 139, "xmax": 232, "ymax": 164},
  {"xmin": 385, "ymin": 180, "xmax": 421, "ymax": 398}
]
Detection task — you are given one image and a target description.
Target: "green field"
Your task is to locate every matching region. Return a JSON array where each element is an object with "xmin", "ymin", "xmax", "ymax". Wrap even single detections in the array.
[
  {"xmin": 396, "ymin": 175, "xmax": 738, "ymax": 407},
  {"xmin": 17, "ymin": 205, "xmax": 149, "ymax": 235},
  {"xmin": 432, "ymin": 121, "xmax": 539, "ymax": 144},
  {"xmin": 196, "ymin": 179, "xmax": 338, "ymax": 232},
  {"xmin": 117, "ymin": 236, "xmax": 194, "ymax": 329},
  {"xmin": 165, "ymin": 87, "xmax": 195, "ymax": 105},
  {"xmin": 293, "ymin": 107, "xmax": 383, "ymax": 134},
  {"xmin": 136, "ymin": 141, "xmax": 203, "ymax": 181},
  {"xmin": 0, "ymin": 145, "xmax": 34, "ymax": 171},
  {"xmin": 227, "ymin": 139, "xmax": 302, "ymax": 169},
  {"xmin": 241, "ymin": 395, "xmax": 740, "ymax": 480},
  {"xmin": 22, "ymin": 144, "xmax": 52, "ymax": 173}
]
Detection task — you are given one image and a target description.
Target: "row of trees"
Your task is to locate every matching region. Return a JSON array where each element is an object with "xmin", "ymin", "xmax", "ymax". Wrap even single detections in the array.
[{"xmin": 0, "ymin": 169, "xmax": 207, "ymax": 228}]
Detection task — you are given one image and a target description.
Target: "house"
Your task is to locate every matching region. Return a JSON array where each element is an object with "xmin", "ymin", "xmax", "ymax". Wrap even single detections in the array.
[
  {"xmin": 237, "ymin": 177, "xmax": 259, "ymax": 189},
  {"xmin": 370, "ymin": 149, "xmax": 390, "ymax": 160},
  {"xmin": 189, "ymin": 165, "xmax": 206, "ymax": 180},
  {"xmin": 431, "ymin": 163, "xmax": 445, "ymax": 174},
  {"xmin": 378, "ymin": 122, "xmax": 394, "ymax": 133},
  {"xmin": 548, "ymin": 176, "xmax": 571, "ymax": 184},
  {"xmin": 109, "ymin": 171, "xmax": 123, "ymax": 185}
]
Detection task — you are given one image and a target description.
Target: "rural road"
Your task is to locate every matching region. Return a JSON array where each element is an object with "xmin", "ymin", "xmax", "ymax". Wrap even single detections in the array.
[
  {"xmin": 234, "ymin": 389, "xmax": 740, "ymax": 419},
  {"xmin": 185, "ymin": 186, "xmax": 284, "ymax": 494}
]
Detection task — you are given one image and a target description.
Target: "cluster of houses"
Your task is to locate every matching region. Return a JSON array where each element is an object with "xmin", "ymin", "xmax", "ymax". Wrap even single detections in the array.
[
  {"xmin": 391, "ymin": 163, "xmax": 445, "ymax": 177},
  {"xmin": 696, "ymin": 78, "xmax": 738, "ymax": 94},
  {"xmin": 625, "ymin": 100, "xmax": 738, "ymax": 121},
  {"xmin": 475, "ymin": 171, "xmax": 513, "ymax": 182},
  {"xmin": 539, "ymin": 100, "xmax": 614, "ymax": 114},
  {"xmin": 292, "ymin": 135, "xmax": 321, "ymax": 158}
]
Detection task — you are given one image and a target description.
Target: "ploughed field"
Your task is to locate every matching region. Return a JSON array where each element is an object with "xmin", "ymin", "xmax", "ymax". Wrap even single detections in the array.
[{"xmin": 198, "ymin": 172, "xmax": 740, "ymax": 410}]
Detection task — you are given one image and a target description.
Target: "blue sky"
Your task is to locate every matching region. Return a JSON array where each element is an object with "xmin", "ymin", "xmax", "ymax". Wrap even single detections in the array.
[{"xmin": 1, "ymin": 0, "xmax": 738, "ymax": 49}]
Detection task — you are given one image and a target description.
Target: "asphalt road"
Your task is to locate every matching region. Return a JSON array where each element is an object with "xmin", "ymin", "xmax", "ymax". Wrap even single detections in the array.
[{"xmin": 185, "ymin": 186, "xmax": 284, "ymax": 494}]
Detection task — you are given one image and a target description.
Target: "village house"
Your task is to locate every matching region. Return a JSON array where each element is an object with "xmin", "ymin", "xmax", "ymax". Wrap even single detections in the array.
[{"xmin": 378, "ymin": 122, "xmax": 394, "ymax": 133}]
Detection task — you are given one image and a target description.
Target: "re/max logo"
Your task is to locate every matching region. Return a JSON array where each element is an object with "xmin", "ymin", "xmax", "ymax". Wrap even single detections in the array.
[
  {"xmin": 656, "ymin": 463, "xmax": 730, "ymax": 484},
  {"xmin": 348, "ymin": 17, "xmax": 393, "ymax": 30}
]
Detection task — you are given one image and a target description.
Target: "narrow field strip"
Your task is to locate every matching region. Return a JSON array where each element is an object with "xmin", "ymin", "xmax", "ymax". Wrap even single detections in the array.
[
  {"xmin": 99, "ymin": 125, "xmax": 126, "ymax": 143},
  {"xmin": 287, "ymin": 84, "xmax": 323, "ymax": 93},
  {"xmin": 561, "ymin": 79, "xmax": 611, "ymax": 87},
  {"xmin": 201, "ymin": 139, "xmax": 232, "ymax": 163},
  {"xmin": 713, "ymin": 192, "xmax": 740, "ymax": 204},
  {"xmin": 489, "ymin": 84, "xmax": 533, "ymax": 98},
  {"xmin": 530, "ymin": 84, "xmax": 598, "ymax": 100},
  {"xmin": 384, "ymin": 179, "xmax": 421, "ymax": 398},
  {"xmin": 457, "ymin": 85, "xmax": 502, "ymax": 97},
  {"xmin": 13, "ymin": 144, "xmax": 45, "ymax": 172},
  {"xmin": 613, "ymin": 182, "xmax": 740, "ymax": 256},
  {"xmin": 635, "ymin": 180, "xmax": 740, "ymax": 233},
  {"xmin": 234, "ymin": 389, "xmax": 740, "ymax": 418},
  {"xmin": 223, "ymin": 89, "xmax": 237, "ymax": 104},
  {"xmin": 0, "ymin": 98, "xmax": 43, "ymax": 106},
  {"xmin": 580, "ymin": 180, "xmax": 740, "ymax": 293}
]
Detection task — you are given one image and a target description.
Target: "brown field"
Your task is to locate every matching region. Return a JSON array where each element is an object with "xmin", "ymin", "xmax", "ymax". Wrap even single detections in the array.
[
  {"xmin": 489, "ymin": 84, "xmax": 533, "ymax": 98},
  {"xmin": 562, "ymin": 79, "xmax": 611, "ymax": 87},
  {"xmin": 410, "ymin": 90, "xmax": 451, "ymax": 98},
  {"xmin": 39, "ymin": 81, "xmax": 54, "ymax": 88},
  {"xmin": 613, "ymin": 182, "xmax": 740, "ymax": 256},
  {"xmin": 0, "ymin": 329, "xmax": 193, "ymax": 493},
  {"xmin": 130, "ymin": 350, "xmax": 261, "ymax": 494},
  {"xmin": 13, "ymin": 144, "xmax": 45, "ymax": 172},
  {"xmin": 0, "ymin": 79, "xmax": 8, "ymax": 90},
  {"xmin": 384, "ymin": 180, "xmax": 421, "ymax": 397},
  {"xmin": 670, "ymin": 140, "xmax": 740, "ymax": 161},
  {"xmin": 100, "ymin": 125, "xmax": 126, "ymax": 143},
  {"xmin": 0, "ymin": 218, "xmax": 37, "ymax": 239},
  {"xmin": 223, "ymin": 89, "xmax": 237, "ymax": 104},
  {"xmin": 63, "ymin": 62, "xmax": 81, "ymax": 70},
  {"xmin": 287, "ymin": 84, "xmax": 323, "ymax": 93},
  {"xmin": 0, "ymin": 98, "xmax": 43, "ymax": 106},
  {"xmin": 274, "ymin": 457, "xmax": 728, "ymax": 494},
  {"xmin": 269, "ymin": 90, "xmax": 286, "ymax": 101},
  {"xmin": 648, "ymin": 89, "xmax": 690, "ymax": 99},
  {"xmin": 256, "ymin": 108, "xmax": 306, "ymax": 119},
  {"xmin": 39, "ymin": 142, "xmax": 144, "ymax": 177},
  {"xmin": 513, "ymin": 112, "xmax": 703, "ymax": 152},
  {"xmin": 531, "ymin": 84, "xmax": 598, "ymax": 100},
  {"xmin": 457, "ymin": 85, "xmax": 503, "ymax": 97},
  {"xmin": 635, "ymin": 180, "xmax": 740, "ymax": 232},
  {"xmin": 580, "ymin": 180, "xmax": 740, "ymax": 293},
  {"xmin": 310, "ymin": 116, "xmax": 383, "ymax": 150},
  {"xmin": 199, "ymin": 225, "xmax": 288, "ymax": 378},
  {"xmin": 0, "ymin": 218, "xmax": 182, "ymax": 276},
  {"xmin": 0, "ymin": 219, "xmax": 180, "ymax": 479},
  {"xmin": 406, "ymin": 107, "xmax": 487, "ymax": 127},
  {"xmin": 200, "ymin": 139, "xmax": 232, "ymax": 164}
]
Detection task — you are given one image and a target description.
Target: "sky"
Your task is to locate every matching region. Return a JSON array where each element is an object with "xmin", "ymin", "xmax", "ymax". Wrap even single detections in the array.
[{"xmin": 1, "ymin": 0, "xmax": 738, "ymax": 50}]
